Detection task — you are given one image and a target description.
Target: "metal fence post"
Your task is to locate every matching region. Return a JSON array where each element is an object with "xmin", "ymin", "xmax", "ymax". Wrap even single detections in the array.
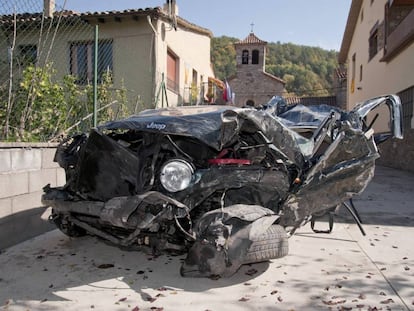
[{"xmin": 93, "ymin": 24, "xmax": 98, "ymax": 127}]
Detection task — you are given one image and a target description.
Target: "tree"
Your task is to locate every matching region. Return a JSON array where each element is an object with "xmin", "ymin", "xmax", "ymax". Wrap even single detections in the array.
[
  {"xmin": 211, "ymin": 37, "xmax": 339, "ymax": 97},
  {"xmin": 211, "ymin": 36, "xmax": 237, "ymax": 80}
]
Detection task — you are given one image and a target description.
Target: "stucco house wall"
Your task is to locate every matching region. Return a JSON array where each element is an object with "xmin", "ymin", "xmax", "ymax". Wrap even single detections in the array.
[
  {"xmin": 342, "ymin": 1, "xmax": 414, "ymax": 106},
  {"xmin": 338, "ymin": 0, "xmax": 414, "ymax": 170},
  {"xmin": 0, "ymin": 3, "xmax": 214, "ymax": 112},
  {"xmin": 157, "ymin": 20, "xmax": 214, "ymax": 107}
]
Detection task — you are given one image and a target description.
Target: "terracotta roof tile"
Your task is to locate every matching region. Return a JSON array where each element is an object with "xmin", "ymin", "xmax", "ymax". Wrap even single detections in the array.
[
  {"xmin": 0, "ymin": 7, "xmax": 213, "ymax": 37},
  {"xmin": 235, "ymin": 32, "xmax": 267, "ymax": 45}
]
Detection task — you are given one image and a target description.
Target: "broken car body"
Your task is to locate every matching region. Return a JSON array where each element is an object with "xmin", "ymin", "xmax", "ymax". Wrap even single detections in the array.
[{"xmin": 42, "ymin": 94, "xmax": 403, "ymax": 277}]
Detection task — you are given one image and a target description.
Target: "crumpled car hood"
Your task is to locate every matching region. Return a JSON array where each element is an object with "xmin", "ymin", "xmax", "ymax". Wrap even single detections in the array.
[{"xmin": 100, "ymin": 105, "xmax": 307, "ymax": 167}]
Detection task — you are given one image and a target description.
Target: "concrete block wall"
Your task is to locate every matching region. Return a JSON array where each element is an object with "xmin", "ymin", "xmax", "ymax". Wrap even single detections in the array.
[{"xmin": 0, "ymin": 143, "xmax": 65, "ymax": 250}]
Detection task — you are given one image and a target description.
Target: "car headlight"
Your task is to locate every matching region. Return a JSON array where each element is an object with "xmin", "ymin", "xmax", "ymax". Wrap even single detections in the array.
[{"xmin": 160, "ymin": 159, "xmax": 194, "ymax": 192}]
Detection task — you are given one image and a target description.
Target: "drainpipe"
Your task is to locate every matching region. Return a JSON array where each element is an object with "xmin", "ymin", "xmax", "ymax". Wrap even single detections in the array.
[{"xmin": 147, "ymin": 15, "xmax": 158, "ymax": 108}]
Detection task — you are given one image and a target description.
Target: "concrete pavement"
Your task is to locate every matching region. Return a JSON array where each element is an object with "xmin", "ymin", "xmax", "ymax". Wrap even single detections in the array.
[{"xmin": 1, "ymin": 165, "xmax": 413, "ymax": 310}]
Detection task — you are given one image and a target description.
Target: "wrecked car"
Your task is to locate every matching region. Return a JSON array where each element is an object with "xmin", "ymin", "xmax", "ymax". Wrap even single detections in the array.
[{"xmin": 42, "ymin": 94, "xmax": 403, "ymax": 278}]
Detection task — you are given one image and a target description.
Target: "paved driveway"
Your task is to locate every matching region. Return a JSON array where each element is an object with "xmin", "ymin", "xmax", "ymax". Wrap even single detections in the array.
[{"xmin": 1, "ymin": 166, "xmax": 413, "ymax": 310}]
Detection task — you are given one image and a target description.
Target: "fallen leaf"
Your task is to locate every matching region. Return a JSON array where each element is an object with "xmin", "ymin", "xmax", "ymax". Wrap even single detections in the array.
[
  {"xmin": 358, "ymin": 294, "xmax": 366, "ymax": 300},
  {"xmin": 277, "ymin": 280, "xmax": 285, "ymax": 284},
  {"xmin": 239, "ymin": 297, "xmax": 249, "ymax": 302},
  {"xmin": 271, "ymin": 290, "xmax": 278, "ymax": 295},
  {"xmin": 277, "ymin": 296, "xmax": 283, "ymax": 302},
  {"xmin": 209, "ymin": 274, "xmax": 221, "ymax": 280},
  {"xmin": 379, "ymin": 291, "xmax": 386, "ymax": 296},
  {"xmin": 131, "ymin": 307, "xmax": 139, "ymax": 311},
  {"xmin": 137, "ymin": 270, "xmax": 145, "ymax": 274},
  {"xmin": 392, "ymin": 245, "xmax": 398, "ymax": 249},
  {"xmin": 97, "ymin": 264, "xmax": 114, "ymax": 269},
  {"xmin": 404, "ymin": 266, "xmax": 410, "ymax": 271},
  {"xmin": 245, "ymin": 268, "xmax": 258, "ymax": 276},
  {"xmin": 380, "ymin": 298, "xmax": 394, "ymax": 304},
  {"xmin": 119, "ymin": 297, "xmax": 127, "ymax": 302},
  {"xmin": 146, "ymin": 298, "xmax": 157, "ymax": 303},
  {"xmin": 155, "ymin": 294, "xmax": 165, "ymax": 298},
  {"xmin": 243, "ymin": 282, "xmax": 251, "ymax": 286},
  {"xmin": 356, "ymin": 304, "xmax": 365, "ymax": 308},
  {"xmin": 323, "ymin": 299, "xmax": 346, "ymax": 305}
]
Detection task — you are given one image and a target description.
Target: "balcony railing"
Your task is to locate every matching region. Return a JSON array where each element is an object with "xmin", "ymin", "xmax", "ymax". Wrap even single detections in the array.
[{"xmin": 382, "ymin": 8, "xmax": 414, "ymax": 61}]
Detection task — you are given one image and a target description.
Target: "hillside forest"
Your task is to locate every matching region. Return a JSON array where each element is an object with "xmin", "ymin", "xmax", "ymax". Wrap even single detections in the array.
[{"xmin": 211, "ymin": 36, "xmax": 339, "ymax": 97}]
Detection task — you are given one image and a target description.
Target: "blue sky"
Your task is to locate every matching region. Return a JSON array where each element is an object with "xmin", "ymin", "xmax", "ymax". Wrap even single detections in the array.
[{"xmin": 55, "ymin": 0, "xmax": 352, "ymax": 51}]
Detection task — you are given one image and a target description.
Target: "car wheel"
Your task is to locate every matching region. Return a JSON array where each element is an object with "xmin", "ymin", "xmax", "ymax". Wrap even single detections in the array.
[
  {"xmin": 244, "ymin": 224, "xmax": 288, "ymax": 264},
  {"xmin": 53, "ymin": 215, "xmax": 86, "ymax": 237}
]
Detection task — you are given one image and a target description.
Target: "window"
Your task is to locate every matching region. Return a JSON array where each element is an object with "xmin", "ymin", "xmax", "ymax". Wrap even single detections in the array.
[
  {"xmin": 242, "ymin": 50, "xmax": 249, "ymax": 64},
  {"xmin": 192, "ymin": 69, "xmax": 197, "ymax": 86},
  {"xmin": 167, "ymin": 49, "xmax": 179, "ymax": 92},
  {"xmin": 369, "ymin": 23, "xmax": 379, "ymax": 60},
  {"xmin": 382, "ymin": 2, "xmax": 414, "ymax": 61},
  {"xmin": 398, "ymin": 86, "xmax": 414, "ymax": 130},
  {"xmin": 70, "ymin": 40, "xmax": 113, "ymax": 84},
  {"xmin": 18, "ymin": 44, "xmax": 37, "ymax": 65},
  {"xmin": 252, "ymin": 49, "xmax": 259, "ymax": 64}
]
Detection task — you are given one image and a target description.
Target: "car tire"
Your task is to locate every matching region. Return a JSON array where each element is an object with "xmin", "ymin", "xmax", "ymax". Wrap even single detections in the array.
[
  {"xmin": 244, "ymin": 224, "xmax": 288, "ymax": 264},
  {"xmin": 53, "ymin": 215, "xmax": 86, "ymax": 237}
]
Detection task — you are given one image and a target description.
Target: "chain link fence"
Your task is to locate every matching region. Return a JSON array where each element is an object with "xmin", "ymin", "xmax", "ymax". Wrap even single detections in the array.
[{"xmin": 0, "ymin": 0, "xmax": 139, "ymax": 142}]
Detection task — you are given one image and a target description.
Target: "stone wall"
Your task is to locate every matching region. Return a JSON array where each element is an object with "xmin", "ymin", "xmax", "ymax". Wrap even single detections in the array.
[
  {"xmin": 0, "ymin": 143, "xmax": 65, "ymax": 250},
  {"xmin": 229, "ymin": 72, "xmax": 285, "ymax": 107},
  {"xmin": 377, "ymin": 128, "xmax": 414, "ymax": 173}
]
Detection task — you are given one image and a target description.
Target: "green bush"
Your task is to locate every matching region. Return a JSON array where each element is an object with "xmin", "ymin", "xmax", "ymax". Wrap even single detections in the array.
[{"xmin": 0, "ymin": 64, "xmax": 130, "ymax": 142}]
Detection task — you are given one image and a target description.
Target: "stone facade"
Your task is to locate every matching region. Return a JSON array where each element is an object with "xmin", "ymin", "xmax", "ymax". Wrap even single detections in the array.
[
  {"xmin": 228, "ymin": 32, "xmax": 285, "ymax": 107},
  {"xmin": 377, "ymin": 129, "xmax": 414, "ymax": 173}
]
